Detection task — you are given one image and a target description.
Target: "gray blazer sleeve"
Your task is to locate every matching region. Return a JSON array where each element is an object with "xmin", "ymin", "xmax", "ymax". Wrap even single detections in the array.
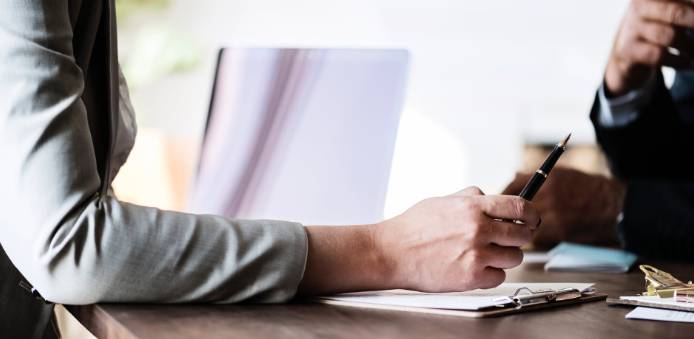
[{"xmin": 0, "ymin": 0, "xmax": 308, "ymax": 305}]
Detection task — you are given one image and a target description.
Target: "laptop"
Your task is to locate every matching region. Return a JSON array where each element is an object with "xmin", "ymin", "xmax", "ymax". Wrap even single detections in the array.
[{"xmin": 188, "ymin": 48, "xmax": 410, "ymax": 225}]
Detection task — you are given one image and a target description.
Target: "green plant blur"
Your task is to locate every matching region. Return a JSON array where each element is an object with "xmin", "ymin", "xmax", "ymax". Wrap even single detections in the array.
[
  {"xmin": 116, "ymin": 0, "xmax": 200, "ymax": 89},
  {"xmin": 117, "ymin": 0, "xmax": 170, "ymax": 21}
]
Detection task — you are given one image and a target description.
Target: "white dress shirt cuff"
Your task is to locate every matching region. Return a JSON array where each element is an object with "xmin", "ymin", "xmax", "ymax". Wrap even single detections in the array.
[{"xmin": 597, "ymin": 76, "xmax": 658, "ymax": 127}]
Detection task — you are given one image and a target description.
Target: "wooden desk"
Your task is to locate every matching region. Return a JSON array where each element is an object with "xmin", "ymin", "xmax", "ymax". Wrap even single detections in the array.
[{"xmin": 68, "ymin": 261, "xmax": 694, "ymax": 339}]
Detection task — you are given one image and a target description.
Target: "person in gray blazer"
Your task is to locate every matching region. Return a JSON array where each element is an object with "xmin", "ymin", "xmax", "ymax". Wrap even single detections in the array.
[{"xmin": 0, "ymin": 1, "xmax": 540, "ymax": 337}]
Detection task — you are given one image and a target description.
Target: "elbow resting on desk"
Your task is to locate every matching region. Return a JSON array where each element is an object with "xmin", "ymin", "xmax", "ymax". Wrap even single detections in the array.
[
  {"xmin": 16, "ymin": 196, "xmax": 130, "ymax": 305},
  {"xmin": 5, "ymin": 192, "xmax": 309, "ymax": 305}
]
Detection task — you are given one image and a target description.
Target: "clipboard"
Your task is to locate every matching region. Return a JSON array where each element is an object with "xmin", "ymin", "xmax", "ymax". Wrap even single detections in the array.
[{"xmin": 317, "ymin": 287, "xmax": 607, "ymax": 318}]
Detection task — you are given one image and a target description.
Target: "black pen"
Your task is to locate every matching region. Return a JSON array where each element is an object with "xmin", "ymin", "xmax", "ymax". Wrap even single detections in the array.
[{"xmin": 519, "ymin": 133, "xmax": 571, "ymax": 201}]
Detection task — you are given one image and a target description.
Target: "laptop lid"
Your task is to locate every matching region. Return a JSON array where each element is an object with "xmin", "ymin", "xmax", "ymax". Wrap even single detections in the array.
[{"xmin": 189, "ymin": 48, "xmax": 409, "ymax": 225}]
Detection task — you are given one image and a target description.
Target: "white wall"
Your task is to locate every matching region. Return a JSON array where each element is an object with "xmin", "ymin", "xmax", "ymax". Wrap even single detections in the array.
[{"xmin": 127, "ymin": 0, "xmax": 630, "ymax": 217}]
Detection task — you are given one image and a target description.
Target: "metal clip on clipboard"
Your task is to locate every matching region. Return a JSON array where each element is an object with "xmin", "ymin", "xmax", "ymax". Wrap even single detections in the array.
[{"xmin": 493, "ymin": 287, "xmax": 590, "ymax": 309}]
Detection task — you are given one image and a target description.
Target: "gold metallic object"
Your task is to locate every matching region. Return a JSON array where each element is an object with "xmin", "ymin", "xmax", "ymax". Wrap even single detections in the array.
[
  {"xmin": 640, "ymin": 265, "xmax": 694, "ymax": 298},
  {"xmin": 535, "ymin": 169, "xmax": 548, "ymax": 178}
]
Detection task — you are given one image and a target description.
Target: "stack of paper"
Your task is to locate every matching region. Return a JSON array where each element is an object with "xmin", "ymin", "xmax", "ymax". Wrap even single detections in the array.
[
  {"xmin": 320, "ymin": 282, "xmax": 594, "ymax": 311},
  {"xmin": 620, "ymin": 295, "xmax": 694, "ymax": 311},
  {"xmin": 544, "ymin": 242, "xmax": 637, "ymax": 273},
  {"xmin": 626, "ymin": 307, "xmax": 694, "ymax": 323},
  {"xmin": 620, "ymin": 296, "xmax": 694, "ymax": 323}
]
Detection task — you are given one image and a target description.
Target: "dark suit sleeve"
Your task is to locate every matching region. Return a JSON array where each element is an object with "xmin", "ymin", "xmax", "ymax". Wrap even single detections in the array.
[
  {"xmin": 590, "ymin": 71, "xmax": 694, "ymax": 180},
  {"xmin": 591, "ymin": 71, "xmax": 694, "ymax": 260},
  {"xmin": 618, "ymin": 180, "xmax": 694, "ymax": 260}
]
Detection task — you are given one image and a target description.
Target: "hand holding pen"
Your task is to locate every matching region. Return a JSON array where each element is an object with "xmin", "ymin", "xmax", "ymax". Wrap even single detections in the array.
[{"xmin": 496, "ymin": 134, "xmax": 571, "ymax": 227}]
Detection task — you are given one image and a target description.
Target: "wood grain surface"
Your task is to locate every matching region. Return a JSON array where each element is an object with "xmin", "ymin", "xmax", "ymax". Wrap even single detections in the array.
[{"xmin": 68, "ymin": 260, "xmax": 694, "ymax": 339}]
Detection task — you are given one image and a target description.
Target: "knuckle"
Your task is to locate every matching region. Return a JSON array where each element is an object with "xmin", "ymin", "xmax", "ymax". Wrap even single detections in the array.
[
  {"xmin": 513, "ymin": 198, "xmax": 527, "ymax": 218},
  {"xmin": 631, "ymin": 0, "xmax": 651, "ymax": 18},
  {"xmin": 655, "ymin": 25, "xmax": 676, "ymax": 45},
  {"xmin": 480, "ymin": 269, "xmax": 505, "ymax": 289},
  {"xmin": 466, "ymin": 200, "xmax": 483, "ymax": 218},
  {"xmin": 468, "ymin": 267, "xmax": 487, "ymax": 288},
  {"xmin": 667, "ymin": 3, "xmax": 687, "ymax": 24},
  {"xmin": 493, "ymin": 270, "xmax": 506, "ymax": 285},
  {"xmin": 468, "ymin": 248, "xmax": 485, "ymax": 263},
  {"xmin": 468, "ymin": 222, "xmax": 484, "ymax": 242},
  {"xmin": 511, "ymin": 248, "xmax": 524, "ymax": 266},
  {"xmin": 496, "ymin": 221, "xmax": 511, "ymax": 238},
  {"xmin": 523, "ymin": 227, "xmax": 534, "ymax": 242},
  {"xmin": 645, "ymin": 46, "xmax": 663, "ymax": 63},
  {"xmin": 458, "ymin": 186, "xmax": 484, "ymax": 197},
  {"xmin": 468, "ymin": 186, "xmax": 483, "ymax": 195},
  {"xmin": 472, "ymin": 217, "xmax": 490, "ymax": 240},
  {"xmin": 459, "ymin": 199, "xmax": 478, "ymax": 219},
  {"xmin": 629, "ymin": 1, "xmax": 640, "ymax": 17},
  {"xmin": 459, "ymin": 196, "xmax": 474, "ymax": 210},
  {"xmin": 615, "ymin": 29, "xmax": 635, "ymax": 55}
]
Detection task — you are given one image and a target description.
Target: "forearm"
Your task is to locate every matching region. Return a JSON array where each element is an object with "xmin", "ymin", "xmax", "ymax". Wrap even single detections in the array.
[
  {"xmin": 0, "ymin": 193, "xmax": 308, "ymax": 305},
  {"xmin": 297, "ymin": 225, "xmax": 393, "ymax": 295}
]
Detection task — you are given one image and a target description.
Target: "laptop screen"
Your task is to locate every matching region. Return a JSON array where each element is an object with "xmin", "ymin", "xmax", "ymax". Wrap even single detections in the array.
[{"xmin": 188, "ymin": 48, "xmax": 409, "ymax": 225}]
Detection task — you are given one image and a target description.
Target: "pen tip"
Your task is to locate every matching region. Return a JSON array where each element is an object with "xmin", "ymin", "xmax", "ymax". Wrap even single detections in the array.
[{"xmin": 559, "ymin": 133, "xmax": 571, "ymax": 147}]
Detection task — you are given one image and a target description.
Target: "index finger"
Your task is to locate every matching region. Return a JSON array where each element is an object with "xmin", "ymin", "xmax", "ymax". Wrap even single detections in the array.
[
  {"xmin": 478, "ymin": 195, "xmax": 540, "ymax": 228},
  {"xmin": 637, "ymin": 0, "xmax": 694, "ymax": 28},
  {"xmin": 487, "ymin": 221, "xmax": 534, "ymax": 247}
]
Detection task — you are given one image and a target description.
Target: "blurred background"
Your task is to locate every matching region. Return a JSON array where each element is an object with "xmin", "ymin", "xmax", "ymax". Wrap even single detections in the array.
[{"xmin": 112, "ymin": 0, "xmax": 650, "ymax": 218}]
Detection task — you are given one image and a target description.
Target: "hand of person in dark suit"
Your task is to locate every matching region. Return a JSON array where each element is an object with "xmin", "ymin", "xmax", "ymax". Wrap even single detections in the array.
[
  {"xmin": 605, "ymin": 0, "xmax": 694, "ymax": 96},
  {"xmin": 502, "ymin": 167, "xmax": 626, "ymax": 249}
]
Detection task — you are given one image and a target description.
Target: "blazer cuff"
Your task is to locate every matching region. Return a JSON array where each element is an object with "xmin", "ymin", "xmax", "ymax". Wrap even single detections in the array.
[
  {"xmin": 597, "ymin": 76, "xmax": 658, "ymax": 128},
  {"xmin": 250, "ymin": 219, "xmax": 308, "ymax": 302}
]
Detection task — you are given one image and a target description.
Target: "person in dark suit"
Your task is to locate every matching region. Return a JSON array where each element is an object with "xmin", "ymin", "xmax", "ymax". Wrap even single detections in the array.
[
  {"xmin": 505, "ymin": 0, "xmax": 694, "ymax": 260},
  {"xmin": 591, "ymin": 0, "xmax": 694, "ymax": 260}
]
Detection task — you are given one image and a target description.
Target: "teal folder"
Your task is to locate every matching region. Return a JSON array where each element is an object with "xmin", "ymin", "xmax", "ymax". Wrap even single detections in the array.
[{"xmin": 544, "ymin": 242, "xmax": 637, "ymax": 273}]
